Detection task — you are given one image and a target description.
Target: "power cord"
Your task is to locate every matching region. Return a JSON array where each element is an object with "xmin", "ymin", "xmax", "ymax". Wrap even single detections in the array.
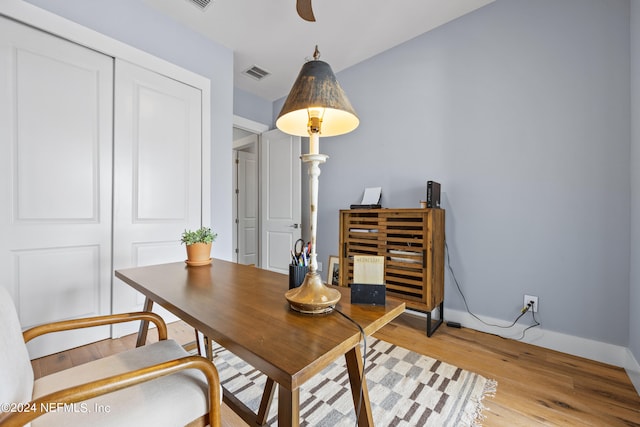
[
  {"xmin": 334, "ymin": 308, "xmax": 367, "ymax": 427},
  {"xmin": 515, "ymin": 307, "xmax": 540, "ymax": 341},
  {"xmin": 445, "ymin": 239, "xmax": 541, "ymax": 339}
]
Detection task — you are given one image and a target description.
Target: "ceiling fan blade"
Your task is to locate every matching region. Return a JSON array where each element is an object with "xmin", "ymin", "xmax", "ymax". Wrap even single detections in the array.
[{"xmin": 296, "ymin": 0, "xmax": 316, "ymax": 22}]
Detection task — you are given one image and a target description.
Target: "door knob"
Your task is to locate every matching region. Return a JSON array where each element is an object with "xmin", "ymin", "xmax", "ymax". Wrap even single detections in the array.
[{"xmin": 289, "ymin": 224, "xmax": 300, "ymax": 229}]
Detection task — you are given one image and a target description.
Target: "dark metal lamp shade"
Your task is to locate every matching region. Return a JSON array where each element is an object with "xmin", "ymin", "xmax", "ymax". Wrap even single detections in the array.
[{"xmin": 276, "ymin": 59, "xmax": 359, "ymax": 137}]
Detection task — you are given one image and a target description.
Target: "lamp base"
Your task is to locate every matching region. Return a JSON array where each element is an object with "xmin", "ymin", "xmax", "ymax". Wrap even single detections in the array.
[{"xmin": 285, "ymin": 271, "xmax": 341, "ymax": 314}]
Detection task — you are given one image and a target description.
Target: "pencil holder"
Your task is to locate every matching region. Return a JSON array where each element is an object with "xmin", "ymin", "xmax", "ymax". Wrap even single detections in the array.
[{"xmin": 289, "ymin": 264, "xmax": 309, "ymax": 289}]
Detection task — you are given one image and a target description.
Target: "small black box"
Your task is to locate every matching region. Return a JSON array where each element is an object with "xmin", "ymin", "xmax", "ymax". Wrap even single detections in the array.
[
  {"xmin": 351, "ymin": 284, "xmax": 386, "ymax": 305},
  {"xmin": 426, "ymin": 181, "xmax": 441, "ymax": 208}
]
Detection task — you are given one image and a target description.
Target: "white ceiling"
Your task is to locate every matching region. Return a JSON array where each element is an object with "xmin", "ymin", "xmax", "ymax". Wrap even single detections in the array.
[{"xmin": 144, "ymin": 0, "xmax": 495, "ymax": 101}]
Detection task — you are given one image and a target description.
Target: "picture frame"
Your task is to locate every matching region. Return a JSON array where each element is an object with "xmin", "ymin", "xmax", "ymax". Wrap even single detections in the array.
[{"xmin": 327, "ymin": 255, "xmax": 339, "ymax": 286}]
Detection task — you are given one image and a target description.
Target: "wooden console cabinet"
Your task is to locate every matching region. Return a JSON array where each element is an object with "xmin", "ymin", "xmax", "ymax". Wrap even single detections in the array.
[{"xmin": 339, "ymin": 208, "xmax": 445, "ymax": 336}]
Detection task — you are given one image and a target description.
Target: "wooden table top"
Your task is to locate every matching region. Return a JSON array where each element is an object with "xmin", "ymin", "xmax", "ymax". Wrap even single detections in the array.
[{"xmin": 115, "ymin": 259, "xmax": 405, "ymax": 391}]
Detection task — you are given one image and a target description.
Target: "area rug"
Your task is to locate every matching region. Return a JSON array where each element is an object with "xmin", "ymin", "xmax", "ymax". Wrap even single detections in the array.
[{"xmin": 209, "ymin": 337, "xmax": 497, "ymax": 426}]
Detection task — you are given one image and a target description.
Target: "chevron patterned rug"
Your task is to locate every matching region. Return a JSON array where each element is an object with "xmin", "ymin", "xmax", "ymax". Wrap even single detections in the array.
[{"xmin": 209, "ymin": 337, "xmax": 496, "ymax": 427}]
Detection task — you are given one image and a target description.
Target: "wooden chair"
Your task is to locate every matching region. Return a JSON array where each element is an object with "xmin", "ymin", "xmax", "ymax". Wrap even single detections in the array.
[{"xmin": 0, "ymin": 286, "xmax": 221, "ymax": 427}]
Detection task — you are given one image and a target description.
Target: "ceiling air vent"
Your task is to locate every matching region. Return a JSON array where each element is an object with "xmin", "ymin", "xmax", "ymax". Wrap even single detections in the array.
[
  {"xmin": 243, "ymin": 65, "xmax": 271, "ymax": 81},
  {"xmin": 187, "ymin": 0, "xmax": 212, "ymax": 10}
]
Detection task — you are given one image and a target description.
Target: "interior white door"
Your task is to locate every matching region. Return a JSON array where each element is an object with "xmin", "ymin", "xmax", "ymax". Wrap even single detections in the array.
[
  {"xmin": 237, "ymin": 150, "xmax": 258, "ymax": 265},
  {"xmin": 0, "ymin": 17, "xmax": 113, "ymax": 358},
  {"xmin": 112, "ymin": 59, "xmax": 203, "ymax": 336},
  {"xmin": 260, "ymin": 129, "xmax": 302, "ymax": 274}
]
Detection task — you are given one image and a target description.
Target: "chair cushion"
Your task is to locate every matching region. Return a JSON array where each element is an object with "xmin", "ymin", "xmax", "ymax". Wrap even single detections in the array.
[
  {"xmin": 32, "ymin": 339, "xmax": 208, "ymax": 427},
  {"xmin": 0, "ymin": 286, "xmax": 35, "ymax": 409}
]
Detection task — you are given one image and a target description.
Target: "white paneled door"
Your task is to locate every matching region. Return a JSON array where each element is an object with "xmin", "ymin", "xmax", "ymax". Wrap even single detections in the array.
[
  {"xmin": 0, "ymin": 17, "xmax": 114, "ymax": 358},
  {"xmin": 237, "ymin": 150, "xmax": 258, "ymax": 265},
  {"xmin": 112, "ymin": 60, "xmax": 203, "ymax": 336},
  {"xmin": 260, "ymin": 129, "xmax": 302, "ymax": 274}
]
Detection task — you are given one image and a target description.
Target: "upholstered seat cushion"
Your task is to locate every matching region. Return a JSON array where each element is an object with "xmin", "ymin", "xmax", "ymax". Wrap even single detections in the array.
[
  {"xmin": 32, "ymin": 339, "xmax": 207, "ymax": 427},
  {"xmin": 0, "ymin": 287, "xmax": 34, "ymax": 411}
]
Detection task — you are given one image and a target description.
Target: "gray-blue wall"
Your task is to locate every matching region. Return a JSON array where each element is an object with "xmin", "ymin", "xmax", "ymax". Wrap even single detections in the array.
[
  {"xmin": 234, "ymin": 88, "xmax": 272, "ymax": 125},
  {"xmin": 25, "ymin": 0, "xmax": 236, "ymax": 259},
  {"xmin": 631, "ymin": 0, "xmax": 640, "ymax": 366},
  {"xmin": 274, "ymin": 0, "xmax": 632, "ymax": 347}
]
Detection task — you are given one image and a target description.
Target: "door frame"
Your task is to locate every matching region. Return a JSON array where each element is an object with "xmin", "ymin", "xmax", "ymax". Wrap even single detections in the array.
[
  {"xmin": 233, "ymin": 116, "xmax": 268, "ymax": 266},
  {"xmin": 234, "ymin": 115, "xmax": 269, "ymax": 135},
  {"xmin": 232, "ymin": 135, "xmax": 258, "ymax": 264}
]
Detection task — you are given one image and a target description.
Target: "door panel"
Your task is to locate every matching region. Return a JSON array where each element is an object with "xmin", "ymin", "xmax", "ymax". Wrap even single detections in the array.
[
  {"xmin": 136, "ymin": 86, "xmax": 191, "ymax": 220},
  {"xmin": 238, "ymin": 150, "xmax": 258, "ymax": 265},
  {"xmin": 0, "ymin": 17, "xmax": 113, "ymax": 358},
  {"xmin": 112, "ymin": 60, "xmax": 203, "ymax": 336},
  {"xmin": 260, "ymin": 129, "xmax": 301, "ymax": 274},
  {"xmin": 16, "ymin": 246, "xmax": 101, "ymax": 326},
  {"xmin": 15, "ymin": 49, "xmax": 100, "ymax": 221}
]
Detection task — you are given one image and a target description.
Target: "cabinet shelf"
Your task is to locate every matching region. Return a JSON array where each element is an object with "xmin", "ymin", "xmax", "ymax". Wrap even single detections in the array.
[{"xmin": 339, "ymin": 208, "xmax": 445, "ymax": 336}]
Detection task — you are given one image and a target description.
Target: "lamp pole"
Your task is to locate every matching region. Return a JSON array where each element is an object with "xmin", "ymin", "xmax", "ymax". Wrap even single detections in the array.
[
  {"xmin": 302, "ymin": 150, "xmax": 327, "ymax": 274},
  {"xmin": 284, "ymin": 138, "xmax": 341, "ymax": 314}
]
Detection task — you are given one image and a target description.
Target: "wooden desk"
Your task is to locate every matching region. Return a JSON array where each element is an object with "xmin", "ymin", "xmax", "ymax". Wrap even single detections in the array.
[{"xmin": 115, "ymin": 259, "xmax": 405, "ymax": 427}]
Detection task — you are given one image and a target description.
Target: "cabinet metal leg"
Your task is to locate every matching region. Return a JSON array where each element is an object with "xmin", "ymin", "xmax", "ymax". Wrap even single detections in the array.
[{"xmin": 426, "ymin": 301, "xmax": 444, "ymax": 337}]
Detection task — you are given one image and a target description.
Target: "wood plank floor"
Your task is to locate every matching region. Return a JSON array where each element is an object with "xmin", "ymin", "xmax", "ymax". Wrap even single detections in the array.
[{"xmin": 31, "ymin": 312, "xmax": 640, "ymax": 426}]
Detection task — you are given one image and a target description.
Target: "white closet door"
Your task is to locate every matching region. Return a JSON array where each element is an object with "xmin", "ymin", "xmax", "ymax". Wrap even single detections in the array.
[
  {"xmin": 0, "ymin": 17, "xmax": 114, "ymax": 358},
  {"xmin": 112, "ymin": 60, "xmax": 203, "ymax": 336}
]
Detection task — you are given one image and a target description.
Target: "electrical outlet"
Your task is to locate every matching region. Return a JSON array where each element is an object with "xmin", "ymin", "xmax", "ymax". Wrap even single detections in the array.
[
  {"xmin": 524, "ymin": 294, "xmax": 539, "ymax": 312},
  {"xmin": 317, "ymin": 261, "xmax": 323, "ymax": 272}
]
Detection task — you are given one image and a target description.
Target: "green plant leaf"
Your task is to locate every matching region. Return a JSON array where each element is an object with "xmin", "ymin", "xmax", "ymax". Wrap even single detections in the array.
[{"xmin": 181, "ymin": 227, "xmax": 217, "ymax": 245}]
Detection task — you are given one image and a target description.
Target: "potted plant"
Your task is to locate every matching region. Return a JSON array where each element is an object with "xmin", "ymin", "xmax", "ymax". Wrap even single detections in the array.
[{"xmin": 181, "ymin": 227, "xmax": 217, "ymax": 266}]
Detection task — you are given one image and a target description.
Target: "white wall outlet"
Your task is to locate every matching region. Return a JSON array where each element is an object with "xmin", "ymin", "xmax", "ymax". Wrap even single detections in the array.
[
  {"xmin": 317, "ymin": 261, "xmax": 323, "ymax": 272},
  {"xmin": 524, "ymin": 294, "xmax": 539, "ymax": 312}
]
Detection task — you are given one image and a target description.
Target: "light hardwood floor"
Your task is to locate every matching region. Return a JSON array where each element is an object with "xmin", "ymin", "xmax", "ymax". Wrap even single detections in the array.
[{"xmin": 31, "ymin": 312, "xmax": 640, "ymax": 426}]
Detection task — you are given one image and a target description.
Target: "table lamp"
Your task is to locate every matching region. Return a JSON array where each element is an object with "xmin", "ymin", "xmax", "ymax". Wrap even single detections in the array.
[{"xmin": 276, "ymin": 46, "xmax": 359, "ymax": 314}]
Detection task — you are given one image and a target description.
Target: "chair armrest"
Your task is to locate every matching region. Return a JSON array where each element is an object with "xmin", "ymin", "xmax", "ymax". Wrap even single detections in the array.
[
  {"xmin": 22, "ymin": 312, "xmax": 168, "ymax": 343},
  {"xmin": 0, "ymin": 355, "xmax": 221, "ymax": 427}
]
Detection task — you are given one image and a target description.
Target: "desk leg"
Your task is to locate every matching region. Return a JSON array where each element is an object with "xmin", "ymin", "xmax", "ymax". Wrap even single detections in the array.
[
  {"xmin": 345, "ymin": 346, "xmax": 374, "ymax": 427},
  {"xmin": 204, "ymin": 335, "xmax": 214, "ymax": 361},
  {"xmin": 277, "ymin": 384, "xmax": 299, "ymax": 427},
  {"xmin": 136, "ymin": 297, "xmax": 154, "ymax": 347},
  {"xmin": 257, "ymin": 378, "xmax": 276, "ymax": 425}
]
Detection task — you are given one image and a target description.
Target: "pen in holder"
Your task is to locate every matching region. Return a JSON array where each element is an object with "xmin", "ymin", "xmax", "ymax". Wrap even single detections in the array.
[{"xmin": 289, "ymin": 264, "xmax": 309, "ymax": 289}]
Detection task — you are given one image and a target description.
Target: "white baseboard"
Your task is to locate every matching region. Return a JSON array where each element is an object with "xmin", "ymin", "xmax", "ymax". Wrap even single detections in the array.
[
  {"xmin": 441, "ymin": 308, "xmax": 629, "ymax": 366},
  {"xmin": 408, "ymin": 307, "xmax": 639, "ymax": 394},
  {"xmin": 626, "ymin": 350, "xmax": 640, "ymax": 395}
]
